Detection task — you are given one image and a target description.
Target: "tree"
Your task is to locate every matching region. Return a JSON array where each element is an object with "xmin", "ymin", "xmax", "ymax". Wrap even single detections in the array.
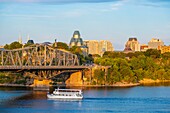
[
  {"xmin": 4, "ymin": 44, "xmax": 10, "ymax": 49},
  {"xmin": 4, "ymin": 41, "xmax": 22, "ymax": 50},
  {"xmin": 130, "ymin": 55, "xmax": 146, "ymax": 70},
  {"xmin": 92, "ymin": 54, "xmax": 101, "ymax": 58},
  {"xmin": 53, "ymin": 42, "xmax": 69, "ymax": 50},
  {"xmin": 85, "ymin": 54, "xmax": 94, "ymax": 64},
  {"xmin": 161, "ymin": 52, "xmax": 170, "ymax": 60},
  {"xmin": 107, "ymin": 65, "xmax": 121, "ymax": 84},
  {"xmin": 103, "ymin": 51, "xmax": 126, "ymax": 58},
  {"xmin": 125, "ymin": 51, "xmax": 144, "ymax": 58},
  {"xmin": 94, "ymin": 69, "xmax": 105, "ymax": 85},
  {"xmin": 69, "ymin": 46, "xmax": 85, "ymax": 65},
  {"xmin": 24, "ymin": 43, "xmax": 34, "ymax": 47},
  {"xmin": 144, "ymin": 49, "xmax": 161, "ymax": 58},
  {"xmin": 69, "ymin": 46, "xmax": 82, "ymax": 54}
]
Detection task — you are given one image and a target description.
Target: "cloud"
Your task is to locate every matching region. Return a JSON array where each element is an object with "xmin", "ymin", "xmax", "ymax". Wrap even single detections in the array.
[
  {"xmin": 140, "ymin": 3, "xmax": 161, "ymax": 8},
  {"xmin": 101, "ymin": 0, "xmax": 128, "ymax": 12},
  {"xmin": 111, "ymin": 2, "xmax": 123, "ymax": 10},
  {"xmin": 147, "ymin": 0, "xmax": 170, "ymax": 3},
  {"xmin": 140, "ymin": 0, "xmax": 170, "ymax": 8}
]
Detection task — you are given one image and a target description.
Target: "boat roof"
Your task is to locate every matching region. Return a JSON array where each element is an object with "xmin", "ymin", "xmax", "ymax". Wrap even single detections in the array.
[{"xmin": 55, "ymin": 89, "xmax": 82, "ymax": 91}]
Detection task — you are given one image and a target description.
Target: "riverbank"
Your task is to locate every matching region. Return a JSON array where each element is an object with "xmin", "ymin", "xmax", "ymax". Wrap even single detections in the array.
[
  {"xmin": 1, "ymin": 79, "xmax": 170, "ymax": 88},
  {"xmin": 66, "ymin": 82, "xmax": 140, "ymax": 88},
  {"xmin": 0, "ymin": 82, "xmax": 140, "ymax": 88},
  {"xmin": 139, "ymin": 79, "xmax": 170, "ymax": 84}
]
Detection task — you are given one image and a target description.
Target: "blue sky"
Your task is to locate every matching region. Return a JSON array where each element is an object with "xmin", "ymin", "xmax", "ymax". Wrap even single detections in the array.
[{"xmin": 0, "ymin": 0, "xmax": 170, "ymax": 50}]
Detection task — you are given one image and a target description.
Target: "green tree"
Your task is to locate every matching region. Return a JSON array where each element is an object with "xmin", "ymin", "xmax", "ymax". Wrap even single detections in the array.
[
  {"xmin": 4, "ymin": 44, "xmax": 10, "ymax": 49},
  {"xmin": 161, "ymin": 52, "xmax": 170, "ymax": 60},
  {"xmin": 53, "ymin": 42, "xmax": 69, "ymax": 50},
  {"xmin": 130, "ymin": 55, "xmax": 146, "ymax": 70},
  {"xmin": 103, "ymin": 51, "xmax": 125, "ymax": 58},
  {"xmin": 125, "ymin": 51, "xmax": 144, "ymax": 58},
  {"xmin": 4, "ymin": 41, "xmax": 23, "ymax": 49},
  {"xmin": 69, "ymin": 46, "xmax": 82, "ymax": 54},
  {"xmin": 69, "ymin": 46, "xmax": 86, "ymax": 65},
  {"xmin": 93, "ymin": 69, "xmax": 105, "ymax": 85},
  {"xmin": 107, "ymin": 65, "xmax": 121, "ymax": 84},
  {"xmin": 24, "ymin": 43, "xmax": 34, "ymax": 47},
  {"xmin": 144, "ymin": 49, "xmax": 161, "ymax": 58}
]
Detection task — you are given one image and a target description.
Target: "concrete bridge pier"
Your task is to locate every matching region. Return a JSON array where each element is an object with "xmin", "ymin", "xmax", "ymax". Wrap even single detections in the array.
[
  {"xmin": 33, "ymin": 79, "xmax": 51, "ymax": 91},
  {"xmin": 65, "ymin": 71, "xmax": 83, "ymax": 86}
]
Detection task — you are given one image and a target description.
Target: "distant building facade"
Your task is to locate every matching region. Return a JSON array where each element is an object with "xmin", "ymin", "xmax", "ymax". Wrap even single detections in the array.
[
  {"xmin": 148, "ymin": 38, "xmax": 164, "ymax": 49},
  {"xmin": 84, "ymin": 40, "xmax": 114, "ymax": 56},
  {"xmin": 27, "ymin": 40, "xmax": 34, "ymax": 45},
  {"xmin": 124, "ymin": 38, "xmax": 140, "ymax": 53},
  {"xmin": 99, "ymin": 40, "xmax": 114, "ymax": 56},
  {"xmin": 69, "ymin": 30, "xmax": 88, "ymax": 56},
  {"xmin": 84, "ymin": 40, "xmax": 99, "ymax": 55},
  {"xmin": 69, "ymin": 31, "xmax": 83, "ymax": 47},
  {"xmin": 140, "ymin": 44, "xmax": 148, "ymax": 52},
  {"xmin": 159, "ymin": 46, "xmax": 170, "ymax": 54}
]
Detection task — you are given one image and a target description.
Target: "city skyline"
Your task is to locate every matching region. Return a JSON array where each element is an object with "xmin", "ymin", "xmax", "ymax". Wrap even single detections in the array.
[{"xmin": 0, "ymin": 0, "xmax": 170, "ymax": 50}]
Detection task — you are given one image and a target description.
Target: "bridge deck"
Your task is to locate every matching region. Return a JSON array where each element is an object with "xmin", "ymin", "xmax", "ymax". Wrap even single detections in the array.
[{"xmin": 0, "ymin": 66, "xmax": 90, "ymax": 71}]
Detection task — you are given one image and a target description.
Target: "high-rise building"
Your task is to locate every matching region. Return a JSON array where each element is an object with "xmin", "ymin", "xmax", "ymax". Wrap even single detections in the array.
[
  {"xmin": 148, "ymin": 38, "xmax": 164, "ymax": 49},
  {"xmin": 84, "ymin": 40, "xmax": 99, "ymax": 55},
  {"xmin": 84, "ymin": 40, "xmax": 114, "ymax": 56},
  {"xmin": 124, "ymin": 38, "xmax": 140, "ymax": 52},
  {"xmin": 69, "ymin": 31, "xmax": 83, "ymax": 47},
  {"xmin": 99, "ymin": 40, "xmax": 114, "ymax": 56}
]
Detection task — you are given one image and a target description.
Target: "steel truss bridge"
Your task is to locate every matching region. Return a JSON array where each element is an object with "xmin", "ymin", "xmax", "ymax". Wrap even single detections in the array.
[{"xmin": 0, "ymin": 44, "xmax": 88, "ymax": 80}]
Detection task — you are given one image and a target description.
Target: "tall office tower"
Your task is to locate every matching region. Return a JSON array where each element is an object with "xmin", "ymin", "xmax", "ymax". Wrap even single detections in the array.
[
  {"xmin": 148, "ymin": 38, "xmax": 164, "ymax": 49},
  {"xmin": 83, "ymin": 40, "xmax": 114, "ymax": 56},
  {"xmin": 84, "ymin": 40, "xmax": 99, "ymax": 55},
  {"xmin": 99, "ymin": 40, "xmax": 114, "ymax": 56},
  {"xmin": 69, "ymin": 31, "xmax": 83, "ymax": 47},
  {"xmin": 124, "ymin": 38, "xmax": 140, "ymax": 52}
]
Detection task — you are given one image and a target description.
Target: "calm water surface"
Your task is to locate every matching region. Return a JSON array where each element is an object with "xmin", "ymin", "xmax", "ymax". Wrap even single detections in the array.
[{"xmin": 0, "ymin": 84, "xmax": 170, "ymax": 113}]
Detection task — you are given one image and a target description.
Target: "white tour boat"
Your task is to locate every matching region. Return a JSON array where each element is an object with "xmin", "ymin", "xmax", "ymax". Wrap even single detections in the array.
[{"xmin": 47, "ymin": 88, "xmax": 83, "ymax": 100}]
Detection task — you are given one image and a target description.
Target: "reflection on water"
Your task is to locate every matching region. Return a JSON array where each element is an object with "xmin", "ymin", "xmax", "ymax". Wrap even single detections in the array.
[{"xmin": 0, "ymin": 84, "xmax": 170, "ymax": 113}]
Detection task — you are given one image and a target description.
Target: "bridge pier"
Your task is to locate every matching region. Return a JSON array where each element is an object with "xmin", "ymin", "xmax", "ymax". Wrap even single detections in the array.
[
  {"xmin": 65, "ymin": 71, "xmax": 83, "ymax": 86},
  {"xmin": 33, "ymin": 79, "xmax": 51, "ymax": 90}
]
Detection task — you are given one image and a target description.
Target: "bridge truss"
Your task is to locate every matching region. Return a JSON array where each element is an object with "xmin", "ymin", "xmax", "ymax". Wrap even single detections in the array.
[{"xmin": 0, "ymin": 44, "xmax": 79, "ymax": 67}]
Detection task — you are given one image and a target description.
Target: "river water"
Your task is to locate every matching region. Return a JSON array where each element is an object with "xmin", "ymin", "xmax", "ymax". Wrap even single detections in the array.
[{"xmin": 0, "ymin": 84, "xmax": 170, "ymax": 113}]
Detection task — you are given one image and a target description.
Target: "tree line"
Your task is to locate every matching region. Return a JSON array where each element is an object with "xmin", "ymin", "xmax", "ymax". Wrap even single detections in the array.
[{"xmin": 93, "ymin": 49, "xmax": 170, "ymax": 85}]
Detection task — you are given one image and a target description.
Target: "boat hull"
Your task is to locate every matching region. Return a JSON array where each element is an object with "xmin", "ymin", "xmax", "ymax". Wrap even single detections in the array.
[{"xmin": 47, "ymin": 94, "xmax": 83, "ymax": 100}]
